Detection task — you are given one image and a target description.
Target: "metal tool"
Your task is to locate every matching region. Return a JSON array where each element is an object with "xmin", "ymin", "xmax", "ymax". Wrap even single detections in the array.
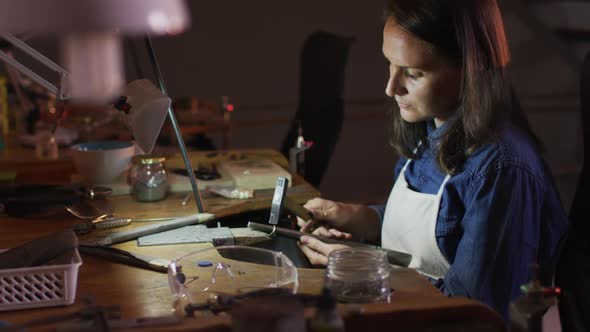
[
  {"xmin": 73, "ymin": 216, "xmax": 132, "ymax": 235},
  {"xmin": 86, "ymin": 213, "xmax": 216, "ymax": 246},
  {"xmin": 248, "ymin": 222, "xmax": 412, "ymax": 267},
  {"xmin": 269, "ymin": 177, "xmax": 289, "ymax": 225},
  {"xmin": 144, "ymin": 35, "xmax": 204, "ymax": 213},
  {"xmin": 78, "ymin": 245, "xmax": 169, "ymax": 273}
]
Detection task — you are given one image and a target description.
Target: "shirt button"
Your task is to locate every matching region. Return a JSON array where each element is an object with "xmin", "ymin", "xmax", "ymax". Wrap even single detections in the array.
[{"xmin": 419, "ymin": 174, "xmax": 427, "ymax": 185}]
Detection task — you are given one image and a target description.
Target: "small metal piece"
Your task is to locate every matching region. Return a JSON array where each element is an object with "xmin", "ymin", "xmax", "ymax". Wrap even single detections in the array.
[
  {"xmin": 90, "ymin": 214, "xmax": 111, "ymax": 223},
  {"xmin": 181, "ymin": 192, "xmax": 192, "ymax": 206},
  {"xmin": 268, "ymin": 225, "xmax": 277, "ymax": 238}
]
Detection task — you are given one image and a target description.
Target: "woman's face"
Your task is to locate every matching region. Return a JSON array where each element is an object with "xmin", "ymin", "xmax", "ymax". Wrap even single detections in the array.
[{"xmin": 383, "ymin": 18, "xmax": 462, "ymax": 127}]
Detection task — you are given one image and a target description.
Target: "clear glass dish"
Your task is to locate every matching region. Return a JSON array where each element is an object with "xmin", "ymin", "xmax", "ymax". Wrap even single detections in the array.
[{"xmin": 167, "ymin": 245, "xmax": 299, "ymax": 315}]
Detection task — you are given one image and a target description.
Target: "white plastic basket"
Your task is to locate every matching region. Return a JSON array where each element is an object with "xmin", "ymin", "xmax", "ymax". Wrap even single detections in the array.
[{"xmin": 0, "ymin": 248, "xmax": 82, "ymax": 311}]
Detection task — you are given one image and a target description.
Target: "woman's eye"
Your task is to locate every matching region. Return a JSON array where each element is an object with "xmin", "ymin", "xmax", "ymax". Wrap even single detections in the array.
[{"xmin": 404, "ymin": 69, "xmax": 422, "ymax": 79}]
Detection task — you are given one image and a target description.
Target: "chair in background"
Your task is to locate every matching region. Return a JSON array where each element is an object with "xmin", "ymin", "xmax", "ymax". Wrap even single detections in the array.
[
  {"xmin": 556, "ymin": 49, "xmax": 590, "ymax": 332},
  {"xmin": 281, "ymin": 31, "xmax": 353, "ymax": 188}
]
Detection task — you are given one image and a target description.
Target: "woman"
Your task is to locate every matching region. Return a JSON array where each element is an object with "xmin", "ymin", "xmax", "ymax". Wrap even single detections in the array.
[{"xmin": 298, "ymin": 0, "xmax": 569, "ymax": 320}]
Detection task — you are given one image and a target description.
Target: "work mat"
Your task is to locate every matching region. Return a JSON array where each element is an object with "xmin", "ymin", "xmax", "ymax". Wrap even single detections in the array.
[{"xmin": 137, "ymin": 225, "xmax": 234, "ymax": 246}]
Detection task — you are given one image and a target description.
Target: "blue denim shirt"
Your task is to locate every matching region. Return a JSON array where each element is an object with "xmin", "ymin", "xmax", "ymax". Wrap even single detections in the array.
[{"xmin": 372, "ymin": 120, "xmax": 569, "ymax": 320}]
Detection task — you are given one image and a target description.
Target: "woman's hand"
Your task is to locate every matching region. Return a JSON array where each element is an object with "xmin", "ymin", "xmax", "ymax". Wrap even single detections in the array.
[
  {"xmin": 299, "ymin": 198, "xmax": 359, "ymax": 233},
  {"xmin": 298, "ymin": 197, "xmax": 382, "ymax": 243},
  {"xmin": 297, "ymin": 235, "xmax": 349, "ymax": 266}
]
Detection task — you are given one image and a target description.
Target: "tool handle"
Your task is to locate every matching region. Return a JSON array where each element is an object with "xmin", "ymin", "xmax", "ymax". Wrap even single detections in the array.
[{"xmin": 94, "ymin": 217, "xmax": 132, "ymax": 230}]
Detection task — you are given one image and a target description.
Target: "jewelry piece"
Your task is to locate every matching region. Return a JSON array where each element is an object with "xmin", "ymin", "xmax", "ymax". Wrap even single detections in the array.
[{"xmin": 268, "ymin": 225, "xmax": 277, "ymax": 237}]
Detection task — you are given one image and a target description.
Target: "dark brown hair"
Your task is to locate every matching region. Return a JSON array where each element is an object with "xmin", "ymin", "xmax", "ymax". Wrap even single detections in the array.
[{"xmin": 384, "ymin": 0, "xmax": 540, "ymax": 174}]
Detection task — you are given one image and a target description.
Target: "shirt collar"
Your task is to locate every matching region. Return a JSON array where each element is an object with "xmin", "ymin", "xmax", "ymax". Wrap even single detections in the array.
[{"xmin": 426, "ymin": 118, "xmax": 454, "ymax": 143}]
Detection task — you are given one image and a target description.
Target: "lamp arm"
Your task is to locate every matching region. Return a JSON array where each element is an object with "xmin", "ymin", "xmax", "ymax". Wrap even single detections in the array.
[
  {"xmin": 144, "ymin": 35, "xmax": 204, "ymax": 213},
  {"xmin": 0, "ymin": 33, "xmax": 69, "ymax": 100}
]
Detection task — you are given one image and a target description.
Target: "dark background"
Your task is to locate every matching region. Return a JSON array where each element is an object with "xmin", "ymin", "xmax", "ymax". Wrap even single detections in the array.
[{"xmin": 1, "ymin": 0, "xmax": 586, "ymax": 209}]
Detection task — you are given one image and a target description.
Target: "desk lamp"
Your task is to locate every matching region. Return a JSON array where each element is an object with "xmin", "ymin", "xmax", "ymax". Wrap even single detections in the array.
[{"xmin": 0, "ymin": 0, "xmax": 205, "ymax": 212}]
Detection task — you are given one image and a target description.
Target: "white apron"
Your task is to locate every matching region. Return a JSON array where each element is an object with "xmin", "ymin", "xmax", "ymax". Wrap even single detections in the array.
[{"xmin": 381, "ymin": 159, "xmax": 452, "ymax": 279}]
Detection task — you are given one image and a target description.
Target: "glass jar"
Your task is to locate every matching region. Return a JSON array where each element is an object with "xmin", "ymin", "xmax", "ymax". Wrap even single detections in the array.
[
  {"xmin": 323, "ymin": 247, "xmax": 391, "ymax": 303},
  {"xmin": 129, "ymin": 155, "xmax": 169, "ymax": 202}
]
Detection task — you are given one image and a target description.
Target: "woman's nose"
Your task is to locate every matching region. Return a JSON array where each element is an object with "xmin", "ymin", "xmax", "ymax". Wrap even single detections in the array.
[{"xmin": 385, "ymin": 72, "xmax": 406, "ymax": 97}]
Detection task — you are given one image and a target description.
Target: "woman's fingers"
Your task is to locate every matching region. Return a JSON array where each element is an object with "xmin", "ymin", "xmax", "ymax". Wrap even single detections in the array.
[
  {"xmin": 328, "ymin": 228, "xmax": 352, "ymax": 239},
  {"xmin": 310, "ymin": 226, "xmax": 352, "ymax": 240},
  {"xmin": 303, "ymin": 197, "xmax": 330, "ymax": 210},
  {"xmin": 313, "ymin": 226, "xmax": 335, "ymax": 238},
  {"xmin": 298, "ymin": 236, "xmax": 349, "ymax": 266},
  {"xmin": 304, "ymin": 198, "xmax": 335, "ymax": 220},
  {"xmin": 297, "ymin": 241, "xmax": 329, "ymax": 266},
  {"xmin": 300, "ymin": 236, "xmax": 334, "ymax": 256}
]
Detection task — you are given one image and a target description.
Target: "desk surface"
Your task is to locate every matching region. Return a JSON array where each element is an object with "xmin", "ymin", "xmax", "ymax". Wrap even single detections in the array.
[
  {"xmin": 0, "ymin": 216, "xmax": 446, "ymax": 327},
  {"xmin": 0, "ymin": 149, "xmax": 503, "ymax": 331}
]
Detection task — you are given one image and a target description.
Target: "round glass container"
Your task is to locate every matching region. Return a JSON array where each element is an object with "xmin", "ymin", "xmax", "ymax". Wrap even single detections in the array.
[
  {"xmin": 323, "ymin": 247, "xmax": 391, "ymax": 303},
  {"xmin": 129, "ymin": 155, "xmax": 169, "ymax": 202}
]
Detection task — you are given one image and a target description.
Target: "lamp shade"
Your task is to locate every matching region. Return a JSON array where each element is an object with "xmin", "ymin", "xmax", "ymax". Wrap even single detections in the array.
[
  {"xmin": 123, "ymin": 79, "xmax": 170, "ymax": 154},
  {"xmin": 0, "ymin": 0, "xmax": 190, "ymax": 103},
  {"xmin": 0, "ymin": 0, "xmax": 190, "ymax": 35}
]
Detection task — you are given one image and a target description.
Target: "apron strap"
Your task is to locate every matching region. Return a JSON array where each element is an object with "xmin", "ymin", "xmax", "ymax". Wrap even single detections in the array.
[
  {"xmin": 402, "ymin": 158, "xmax": 451, "ymax": 197},
  {"xmin": 436, "ymin": 174, "xmax": 452, "ymax": 196}
]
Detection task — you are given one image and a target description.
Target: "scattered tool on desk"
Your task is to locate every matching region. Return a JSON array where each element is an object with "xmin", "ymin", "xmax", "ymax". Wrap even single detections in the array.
[
  {"xmin": 248, "ymin": 222, "xmax": 412, "ymax": 267},
  {"xmin": 78, "ymin": 245, "xmax": 169, "ymax": 273},
  {"xmin": 73, "ymin": 215, "xmax": 132, "ymax": 235},
  {"xmin": 84, "ymin": 213, "xmax": 216, "ymax": 246}
]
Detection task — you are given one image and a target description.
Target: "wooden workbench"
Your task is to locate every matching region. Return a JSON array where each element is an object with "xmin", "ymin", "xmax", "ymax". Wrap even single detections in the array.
[{"xmin": 0, "ymin": 148, "xmax": 505, "ymax": 331}]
